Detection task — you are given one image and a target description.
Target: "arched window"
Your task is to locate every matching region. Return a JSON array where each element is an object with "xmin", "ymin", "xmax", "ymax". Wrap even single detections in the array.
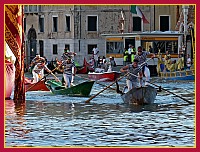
[
  {"xmin": 28, "ymin": 26, "xmax": 37, "ymax": 40},
  {"xmin": 27, "ymin": 25, "xmax": 37, "ymax": 62}
]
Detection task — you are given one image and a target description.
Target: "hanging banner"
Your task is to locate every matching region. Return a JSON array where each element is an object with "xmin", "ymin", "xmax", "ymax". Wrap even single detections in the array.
[{"xmin": 5, "ymin": 5, "xmax": 25, "ymax": 101}]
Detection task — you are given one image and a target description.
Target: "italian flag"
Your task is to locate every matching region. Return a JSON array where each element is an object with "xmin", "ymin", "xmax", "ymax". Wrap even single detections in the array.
[{"xmin": 130, "ymin": 5, "xmax": 149, "ymax": 24}]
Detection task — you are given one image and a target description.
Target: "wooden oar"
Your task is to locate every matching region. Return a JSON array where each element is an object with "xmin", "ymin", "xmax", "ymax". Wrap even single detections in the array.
[
  {"xmin": 49, "ymin": 72, "xmax": 60, "ymax": 82},
  {"xmin": 149, "ymin": 82, "xmax": 194, "ymax": 104},
  {"xmin": 140, "ymin": 57, "xmax": 153, "ymax": 66},
  {"xmin": 75, "ymin": 74, "xmax": 116, "ymax": 91},
  {"xmin": 85, "ymin": 73, "xmax": 129, "ymax": 103},
  {"xmin": 26, "ymin": 67, "xmax": 59, "ymax": 92}
]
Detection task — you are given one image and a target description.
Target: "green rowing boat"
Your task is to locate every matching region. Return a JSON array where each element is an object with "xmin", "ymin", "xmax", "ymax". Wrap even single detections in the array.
[{"xmin": 45, "ymin": 80, "xmax": 95, "ymax": 97}]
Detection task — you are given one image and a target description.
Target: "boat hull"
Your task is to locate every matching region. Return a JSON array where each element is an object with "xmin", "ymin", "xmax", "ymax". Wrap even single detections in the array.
[
  {"xmin": 121, "ymin": 85, "xmax": 157, "ymax": 105},
  {"xmin": 160, "ymin": 70, "xmax": 195, "ymax": 81},
  {"xmin": 76, "ymin": 58, "xmax": 94, "ymax": 74},
  {"xmin": 45, "ymin": 80, "xmax": 94, "ymax": 97},
  {"xmin": 163, "ymin": 75, "xmax": 194, "ymax": 81},
  {"xmin": 5, "ymin": 61, "xmax": 15, "ymax": 99},
  {"xmin": 88, "ymin": 71, "xmax": 121, "ymax": 81},
  {"xmin": 25, "ymin": 78, "xmax": 49, "ymax": 91},
  {"xmin": 76, "ymin": 65, "xmax": 88, "ymax": 74}
]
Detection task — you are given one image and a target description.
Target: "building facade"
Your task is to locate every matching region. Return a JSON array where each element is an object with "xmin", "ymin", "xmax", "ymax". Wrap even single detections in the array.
[{"xmin": 24, "ymin": 5, "xmax": 195, "ymax": 66}]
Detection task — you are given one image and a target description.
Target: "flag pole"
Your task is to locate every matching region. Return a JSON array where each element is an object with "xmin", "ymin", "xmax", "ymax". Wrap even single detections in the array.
[
  {"xmin": 21, "ymin": 5, "xmax": 25, "ymax": 101},
  {"xmin": 128, "ymin": 5, "xmax": 131, "ymax": 32},
  {"xmin": 150, "ymin": 6, "xmax": 151, "ymax": 32}
]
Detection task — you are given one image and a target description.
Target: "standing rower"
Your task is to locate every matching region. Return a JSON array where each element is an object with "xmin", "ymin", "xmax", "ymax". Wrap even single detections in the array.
[
  {"xmin": 29, "ymin": 54, "xmax": 45, "ymax": 83},
  {"xmin": 61, "ymin": 58, "xmax": 76, "ymax": 88},
  {"xmin": 134, "ymin": 46, "xmax": 155, "ymax": 86},
  {"xmin": 61, "ymin": 48, "xmax": 77, "ymax": 83},
  {"xmin": 120, "ymin": 59, "xmax": 143, "ymax": 91}
]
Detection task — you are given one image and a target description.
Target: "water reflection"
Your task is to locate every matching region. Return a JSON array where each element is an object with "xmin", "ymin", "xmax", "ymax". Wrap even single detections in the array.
[
  {"xmin": 5, "ymin": 100, "xmax": 30, "ymax": 139},
  {"xmin": 5, "ymin": 80, "xmax": 195, "ymax": 147}
]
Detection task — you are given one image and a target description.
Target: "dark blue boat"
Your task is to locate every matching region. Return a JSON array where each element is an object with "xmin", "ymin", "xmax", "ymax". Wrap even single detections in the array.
[{"xmin": 160, "ymin": 70, "xmax": 195, "ymax": 81}]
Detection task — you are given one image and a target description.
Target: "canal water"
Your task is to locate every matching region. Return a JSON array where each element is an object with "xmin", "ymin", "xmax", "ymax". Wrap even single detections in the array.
[{"xmin": 5, "ymin": 75, "xmax": 195, "ymax": 147}]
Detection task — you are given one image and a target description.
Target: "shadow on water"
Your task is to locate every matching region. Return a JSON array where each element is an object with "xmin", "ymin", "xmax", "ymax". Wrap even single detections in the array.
[{"xmin": 125, "ymin": 103, "xmax": 159, "ymax": 113}]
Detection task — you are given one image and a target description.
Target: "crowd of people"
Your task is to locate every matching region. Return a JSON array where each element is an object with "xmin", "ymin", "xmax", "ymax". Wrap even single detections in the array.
[
  {"xmin": 123, "ymin": 44, "xmax": 136, "ymax": 65},
  {"xmin": 156, "ymin": 51, "xmax": 192, "ymax": 76},
  {"xmin": 28, "ymin": 45, "xmax": 192, "ymax": 91},
  {"xmin": 94, "ymin": 56, "xmax": 117, "ymax": 73}
]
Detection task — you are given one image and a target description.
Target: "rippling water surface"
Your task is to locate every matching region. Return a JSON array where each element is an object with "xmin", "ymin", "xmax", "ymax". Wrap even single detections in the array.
[{"xmin": 5, "ymin": 76, "xmax": 195, "ymax": 147}]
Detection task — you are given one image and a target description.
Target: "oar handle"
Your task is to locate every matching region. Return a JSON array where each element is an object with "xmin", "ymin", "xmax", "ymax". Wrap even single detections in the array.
[{"xmin": 85, "ymin": 73, "xmax": 128, "ymax": 103}]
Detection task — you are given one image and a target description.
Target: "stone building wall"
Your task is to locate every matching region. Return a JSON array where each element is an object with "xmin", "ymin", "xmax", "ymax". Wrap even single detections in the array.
[{"xmin": 24, "ymin": 5, "xmax": 184, "ymax": 64}]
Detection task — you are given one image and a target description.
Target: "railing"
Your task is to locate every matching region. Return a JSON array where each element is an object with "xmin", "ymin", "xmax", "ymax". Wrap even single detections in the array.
[{"xmin": 160, "ymin": 69, "xmax": 194, "ymax": 78}]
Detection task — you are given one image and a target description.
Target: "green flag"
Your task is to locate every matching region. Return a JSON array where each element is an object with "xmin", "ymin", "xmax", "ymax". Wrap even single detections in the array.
[{"xmin": 130, "ymin": 5, "xmax": 149, "ymax": 24}]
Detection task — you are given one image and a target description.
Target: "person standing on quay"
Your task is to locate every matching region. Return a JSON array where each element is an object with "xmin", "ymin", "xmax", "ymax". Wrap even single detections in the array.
[
  {"xmin": 177, "ymin": 54, "xmax": 184, "ymax": 71},
  {"xmin": 156, "ymin": 50, "xmax": 164, "ymax": 76},
  {"xmin": 128, "ymin": 44, "xmax": 133, "ymax": 63},
  {"xmin": 123, "ymin": 48, "xmax": 129, "ymax": 65},
  {"xmin": 93, "ymin": 47, "xmax": 99, "ymax": 68},
  {"xmin": 186, "ymin": 54, "xmax": 192, "ymax": 70}
]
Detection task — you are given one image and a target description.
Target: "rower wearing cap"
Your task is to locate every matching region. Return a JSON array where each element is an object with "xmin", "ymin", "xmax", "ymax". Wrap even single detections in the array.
[
  {"xmin": 134, "ymin": 46, "xmax": 155, "ymax": 86},
  {"xmin": 120, "ymin": 59, "xmax": 143, "ymax": 91},
  {"xmin": 61, "ymin": 47, "xmax": 76, "ymax": 61},
  {"xmin": 61, "ymin": 58, "xmax": 76, "ymax": 88},
  {"xmin": 61, "ymin": 47, "xmax": 77, "ymax": 83},
  {"xmin": 29, "ymin": 54, "xmax": 46, "ymax": 83}
]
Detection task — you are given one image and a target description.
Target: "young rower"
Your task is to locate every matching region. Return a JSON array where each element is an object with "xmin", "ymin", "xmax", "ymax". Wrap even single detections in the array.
[
  {"xmin": 134, "ymin": 46, "xmax": 155, "ymax": 86},
  {"xmin": 31, "ymin": 59, "xmax": 59, "ymax": 83},
  {"xmin": 120, "ymin": 59, "xmax": 143, "ymax": 92},
  {"xmin": 61, "ymin": 58, "xmax": 76, "ymax": 88},
  {"xmin": 29, "ymin": 54, "xmax": 46, "ymax": 83},
  {"xmin": 61, "ymin": 48, "xmax": 77, "ymax": 83}
]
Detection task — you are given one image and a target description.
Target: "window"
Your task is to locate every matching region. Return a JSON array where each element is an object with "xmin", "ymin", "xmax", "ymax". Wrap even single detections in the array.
[
  {"xmin": 39, "ymin": 40, "xmax": 44, "ymax": 57},
  {"xmin": 106, "ymin": 42, "xmax": 124, "ymax": 54},
  {"xmin": 88, "ymin": 44, "xmax": 97, "ymax": 54},
  {"xmin": 133, "ymin": 17, "xmax": 141, "ymax": 31},
  {"xmin": 160, "ymin": 16, "xmax": 170, "ymax": 31},
  {"xmin": 65, "ymin": 44, "xmax": 70, "ymax": 50},
  {"xmin": 32, "ymin": 5, "xmax": 37, "ymax": 12},
  {"xmin": 24, "ymin": 6, "xmax": 28, "ymax": 12},
  {"xmin": 125, "ymin": 38, "xmax": 135, "ymax": 49},
  {"xmin": 87, "ymin": 16, "xmax": 97, "ymax": 31},
  {"xmin": 53, "ymin": 44, "xmax": 58, "ymax": 54},
  {"xmin": 38, "ymin": 5, "xmax": 42, "ymax": 12},
  {"xmin": 39, "ymin": 15, "xmax": 44, "ymax": 32},
  {"xmin": 53, "ymin": 16, "xmax": 58, "ymax": 32},
  {"xmin": 65, "ymin": 15, "xmax": 70, "ymax": 31},
  {"xmin": 29, "ymin": 5, "xmax": 37, "ymax": 12},
  {"xmin": 142, "ymin": 40, "xmax": 178, "ymax": 54},
  {"xmin": 25, "ymin": 5, "xmax": 38, "ymax": 13},
  {"xmin": 24, "ymin": 18, "xmax": 26, "ymax": 33}
]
